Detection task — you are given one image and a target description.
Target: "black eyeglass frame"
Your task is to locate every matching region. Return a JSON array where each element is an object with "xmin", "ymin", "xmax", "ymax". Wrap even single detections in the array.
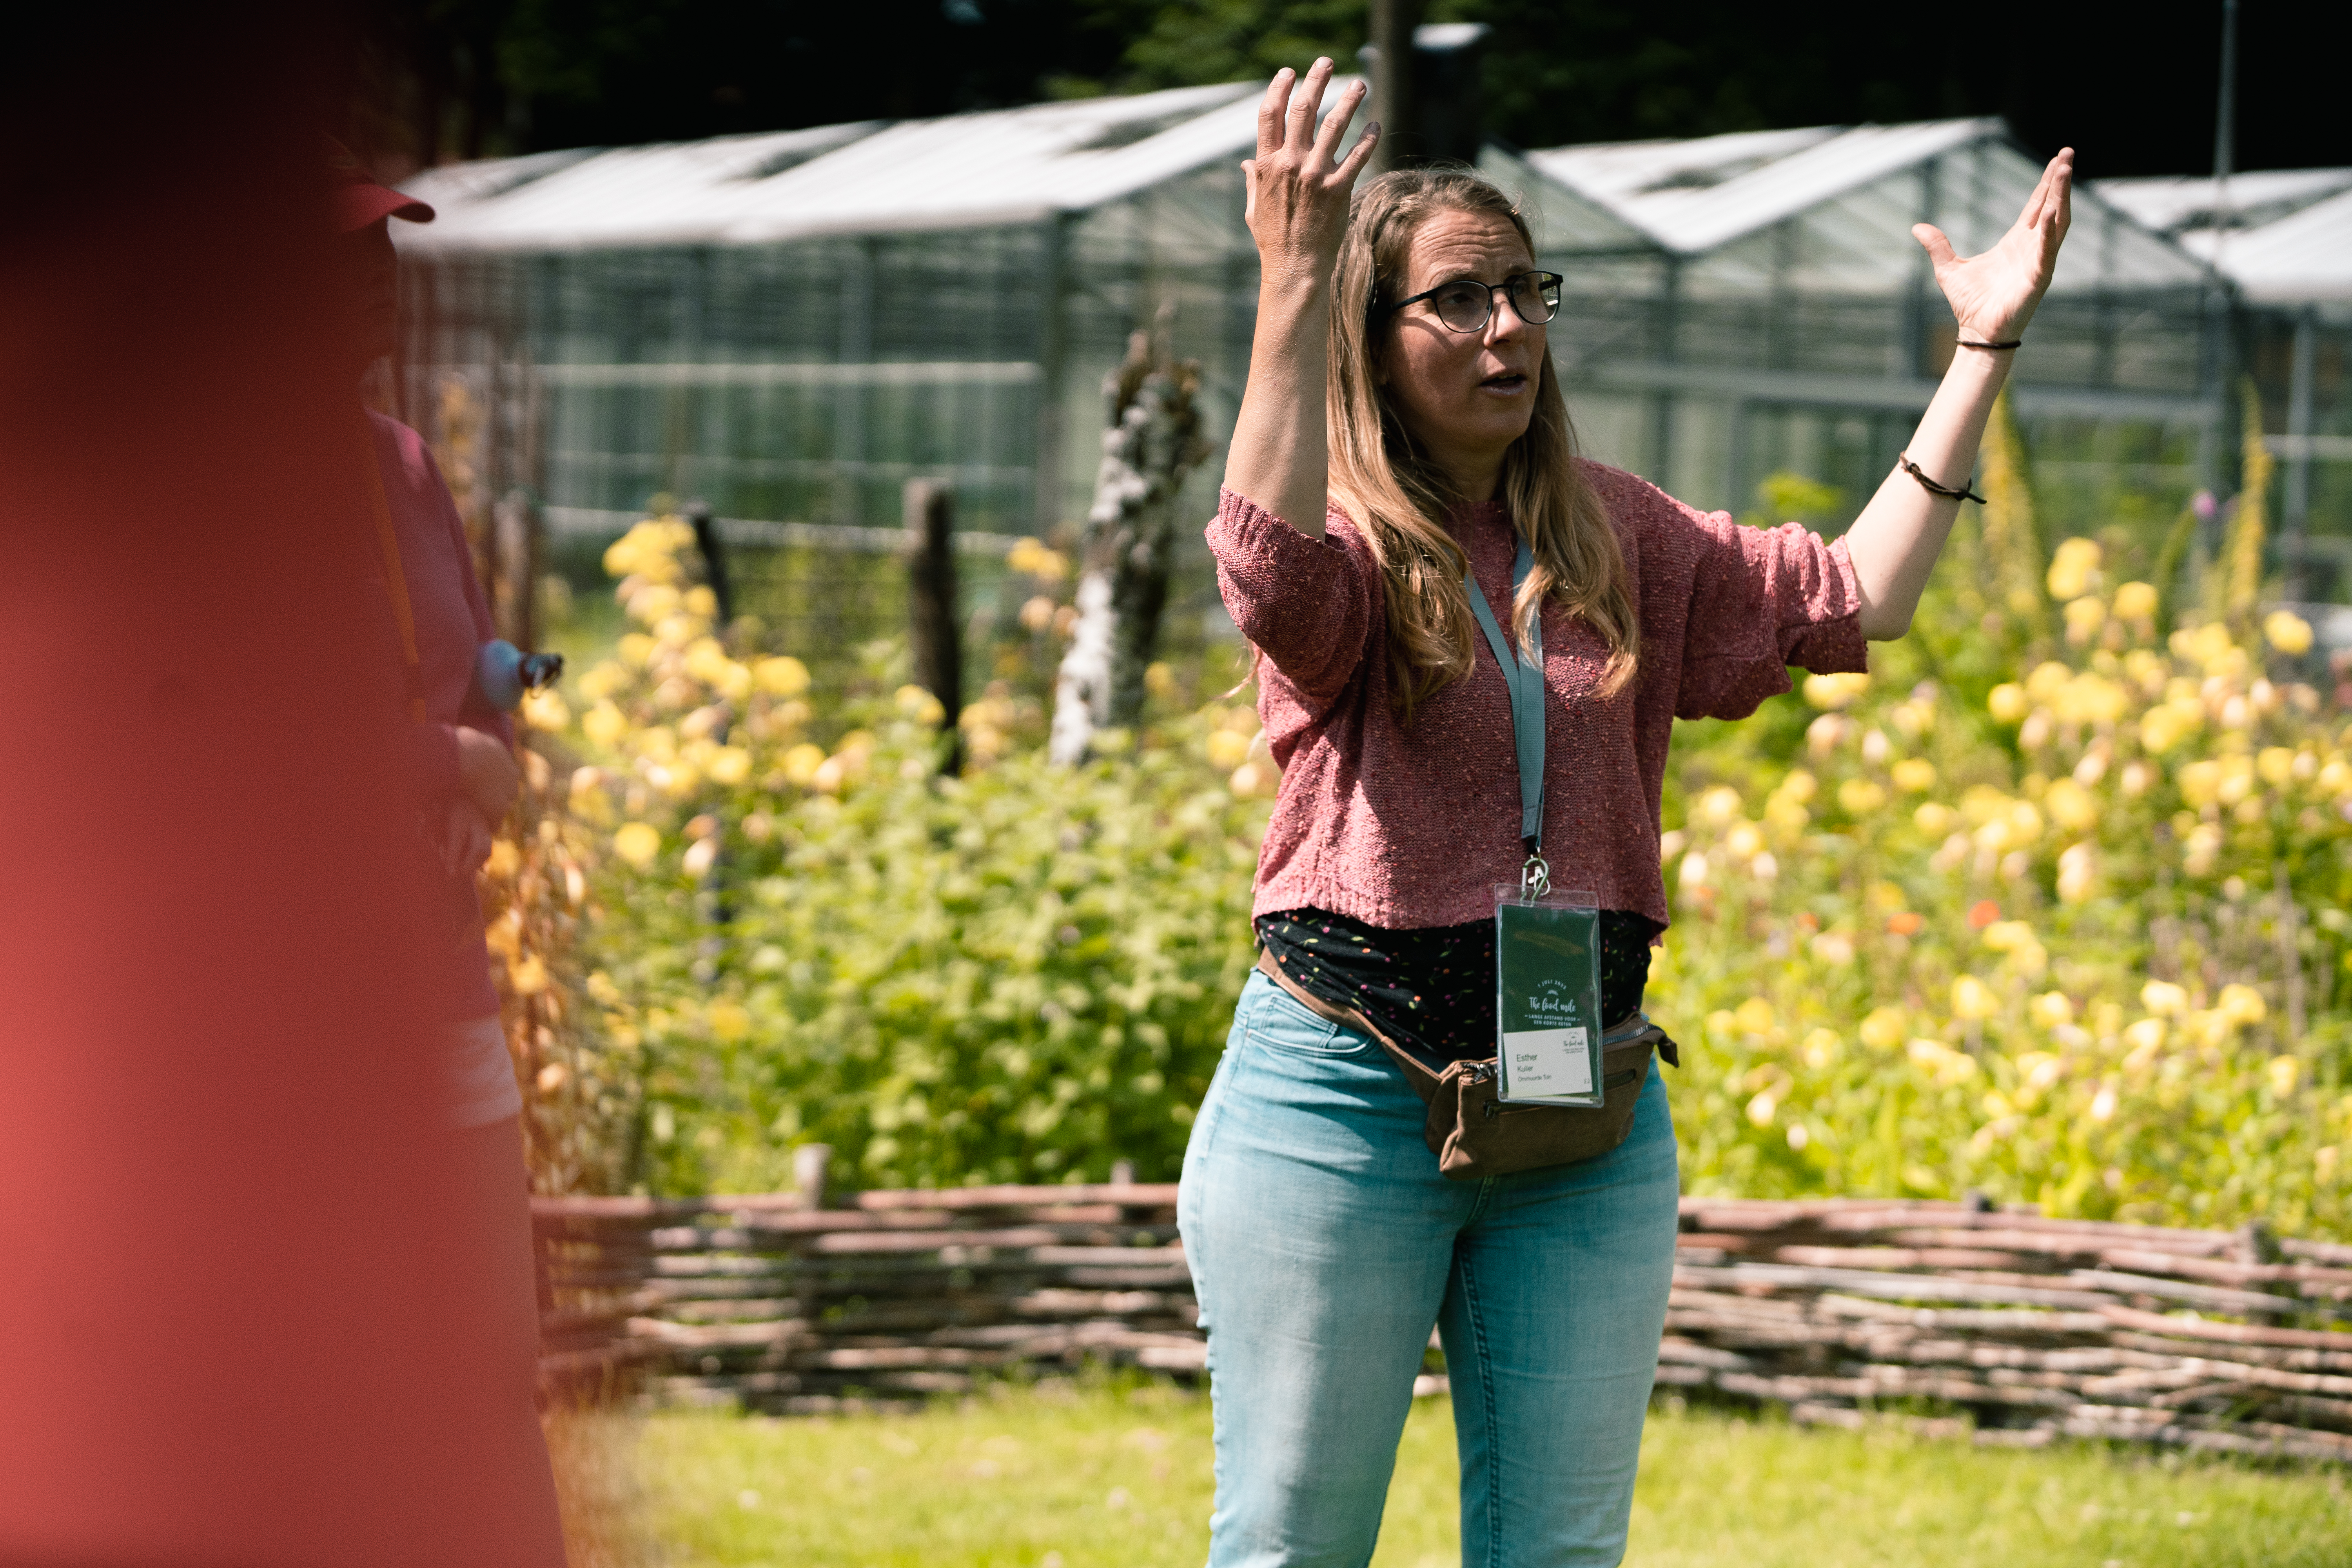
[{"xmin": 1376, "ymin": 270, "xmax": 1564, "ymax": 333}]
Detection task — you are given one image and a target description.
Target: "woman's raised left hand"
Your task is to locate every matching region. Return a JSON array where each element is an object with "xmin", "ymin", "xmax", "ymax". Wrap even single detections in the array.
[{"xmin": 1913, "ymin": 148, "xmax": 2073, "ymax": 345}]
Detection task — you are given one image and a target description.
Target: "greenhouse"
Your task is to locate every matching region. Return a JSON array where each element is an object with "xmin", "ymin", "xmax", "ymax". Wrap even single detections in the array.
[
  {"xmin": 2101, "ymin": 169, "xmax": 2352, "ymax": 597},
  {"xmin": 393, "ymin": 81, "xmax": 2246, "ymax": 670}
]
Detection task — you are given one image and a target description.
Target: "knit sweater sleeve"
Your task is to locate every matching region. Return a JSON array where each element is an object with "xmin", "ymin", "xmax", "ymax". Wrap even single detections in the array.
[
  {"xmin": 1204, "ymin": 486, "xmax": 1377, "ymax": 710},
  {"xmin": 1668, "ymin": 499, "xmax": 1868, "ymax": 721}
]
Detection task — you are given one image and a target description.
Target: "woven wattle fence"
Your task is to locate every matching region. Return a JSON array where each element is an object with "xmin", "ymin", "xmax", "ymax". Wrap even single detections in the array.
[{"xmin": 535, "ymin": 1185, "xmax": 2352, "ymax": 1459}]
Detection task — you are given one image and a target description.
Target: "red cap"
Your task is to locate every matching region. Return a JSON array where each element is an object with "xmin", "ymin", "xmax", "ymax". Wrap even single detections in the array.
[{"xmin": 325, "ymin": 136, "xmax": 434, "ymax": 232}]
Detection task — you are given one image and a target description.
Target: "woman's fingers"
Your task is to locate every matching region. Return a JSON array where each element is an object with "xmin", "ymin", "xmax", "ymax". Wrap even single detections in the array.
[
  {"xmin": 1287, "ymin": 57, "xmax": 1334, "ymax": 147},
  {"xmin": 1911, "ymin": 222, "xmax": 1959, "ymax": 271},
  {"xmin": 1310, "ymin": 76, "xmax": 1368, "ymax": 165},
  {"xmin": 1335, "ymin": 120, "xmax": 1382, "ymax": 183},
  {"xmin": 1255, "ymin": 70, "xmax": 1294, "ymax": 160},
  {"xmin": 2048, "ymin": 150, "xmax": 2074, "ymax": 240},
  {"xmin": 1240, "ymin": 159, "xmax": 1257, "ymax": 223}
]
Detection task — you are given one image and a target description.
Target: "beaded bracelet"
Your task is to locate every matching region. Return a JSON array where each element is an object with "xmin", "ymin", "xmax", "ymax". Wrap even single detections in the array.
[
  {"xmin": 1957, "ymin": 338, "xmax": 2023, "ymax": 350},
  {"xmin": 1898, "ymin": 452, "xmax": 1986, "ymax": 506}
]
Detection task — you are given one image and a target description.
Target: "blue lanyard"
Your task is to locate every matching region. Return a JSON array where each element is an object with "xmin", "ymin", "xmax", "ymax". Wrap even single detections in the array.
[{"xmin": 1462, "ymin": 538, "xmax": 1548, "ymax": 893}]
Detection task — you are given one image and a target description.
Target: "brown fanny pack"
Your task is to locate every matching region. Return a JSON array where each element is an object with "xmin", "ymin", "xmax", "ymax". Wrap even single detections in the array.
[{"xmin": 1255, "ymin": 949, "xmax": 1679, "ymax": 1180}]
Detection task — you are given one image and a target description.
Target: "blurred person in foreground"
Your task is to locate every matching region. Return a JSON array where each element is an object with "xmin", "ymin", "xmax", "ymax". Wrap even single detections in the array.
[
  {"xmin": 329, "ymin": 143, "xmax": 568, "ymax": 1565},
  {"xmin": 1180, "ymin": 59, "xmax": 2072, "ymax": 1565}
]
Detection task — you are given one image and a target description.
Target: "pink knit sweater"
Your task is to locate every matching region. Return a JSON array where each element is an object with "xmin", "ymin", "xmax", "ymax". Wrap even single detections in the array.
[{"xmin": 1207, "ymin": 462, "xmax": 1868, "ymax": 932}]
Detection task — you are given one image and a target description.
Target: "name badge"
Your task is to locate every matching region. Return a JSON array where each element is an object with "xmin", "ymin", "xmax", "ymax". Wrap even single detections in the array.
[{"xmin": 1494, "ymin": 887, "xmax": 1605, "ymax": 1107}]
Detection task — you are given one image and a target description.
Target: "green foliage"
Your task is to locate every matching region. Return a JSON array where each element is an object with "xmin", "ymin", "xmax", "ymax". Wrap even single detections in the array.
[
  {"xmin": 589, "ymin": 695, "xmax": 1265, "ymax": 1192},
  {"xmin": 1755, "ymin": 470, "xmax": 1846, "ymax": 525},
  {"xmin": 547, "ymin": 499, "xmax": 2352, "ymax": 1234},
  {"xmin": 634, "ymin": 1387, "xmax": 2352, "ymax": 1567},
  {"xmin": 557, "ymin": 514, "xmax": 1269, "ymax": 1192},
  {"xmin": 1654, "ymin": 560, "xmax": 2352, "ymax": 1232}
]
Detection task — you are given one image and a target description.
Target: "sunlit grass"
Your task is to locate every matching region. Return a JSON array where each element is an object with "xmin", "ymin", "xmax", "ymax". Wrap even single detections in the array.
[{"xmin": 629, "ymin": 1381, "xmax": 2352, "ymax": 1567}]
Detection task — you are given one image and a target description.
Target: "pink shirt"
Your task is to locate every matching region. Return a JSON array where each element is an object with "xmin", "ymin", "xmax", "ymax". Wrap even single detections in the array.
[
  {"xmin": 365, "ymin": 410, "xmax": 512, "ymax": 1021},
  {"xmin": 1207, "ymin": 461, "xmax": 1868, "ymax": 932}
]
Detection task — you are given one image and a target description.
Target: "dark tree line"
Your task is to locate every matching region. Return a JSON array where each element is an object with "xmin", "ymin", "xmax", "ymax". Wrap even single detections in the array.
[{"xmin": 356, "ymin": 0, "xmax": 2349, "ymax": 181}]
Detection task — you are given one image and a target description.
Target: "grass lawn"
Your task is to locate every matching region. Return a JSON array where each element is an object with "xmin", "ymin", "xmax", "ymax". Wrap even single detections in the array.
[{"xmin": 619, "ymin": 1382, "xmax": 2352, "ymax": 1567}]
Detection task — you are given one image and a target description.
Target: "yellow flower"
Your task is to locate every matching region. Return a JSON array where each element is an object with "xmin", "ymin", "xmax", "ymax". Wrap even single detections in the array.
[
  {"xmin": 756, "ymin": 656, "xmax": 812, "ymax": 697},
  {"xmin": 2043, "ymin": 778, "xmax": 2098, "ymax": 831},
  {"xmin": 1229, "ymin": 760, "xmax": 1279, "ymax": 799},
  {"xmin": 628, "ymin": 582, "xmax": 682, "ymax": 627},
  {"xmin": 1908, "ymin": 1037, "xmax": 1979, "ymax": 1085},
  {"xmin": 1837, "ymin": 778, "xmax": 1887, "ymax": 814},
  {"xmin": 895, "ymin": 684, "xmax": 947, "ymax": 725},
  {"xmin": 585, "ymin": 970, "xmax": 622, "ymax": 1006},
  {"xmin": 2047, "ymin": 537, "xmax": 2102, "ymax": 600},
  {"xmin": 1952, "ymin": 974, "xmax": 2002, "ymax": 1020},
  {"xmin": 1980, "ymin": 920, "xmax": 2034, "ymax": 953},
  {"xmin": 767, "ymin": 744, "xmax": 818, "ymax": 787},
  {"xmin": 2140, "ymin": 980, "xmax": 2190, "ymax": 1016},
  {"xmin": 1987, "ymin": 683, "xmax": 2029, "ymax": 723},
  {"xmin": 2257, "ymin": 746, "xmax": 2296, "ymax": 787},
  {"xmin": 2217, "ymin": 983, "xmax": 2268, "ymax": 1026},
  {"xmin": 2062, "ymin": 595, "xmax": 2107, "ymax": 644},
  {"xmin": 2112, "ymin": 581, "xmax": 2159, "ymax": 620},
  {"xmin": 1745, "ymin": 1091, "xmax": 1779, "ymax": 1128},
  {"xmin": 2265, "ymin": 610, "xmax": 2315, "ymax": 656},
  {"xmin": 521, "ymin": 689, "xmax": 570, "ymax": 731},
  {"xmin": 707, "ymin": 745, "xmax": 753, "ymax": 786},
  {"xmin": 1859, "ymin": 1007, "xmax": 1908, "ymax": 1051},
  {"xmin": 1803, "ymin": 671, "xmax": 1871, "ymax": 710},
  {"xmin": 506, "ymin": 954, "xmax": 549, "ymax": 995},
  {"xmin": 2269, "ymin": 1056, "xmax": 2302, "ymax": 1097},
  {"xmin": 612, "ymin": 822, "xmax": 661, "ymax": 868},
  {"xmin": 683, "ymin": 585, "xmax": 719, "ymax": 619},
  {"xmin": 483, "ymin": 838, "xmax": 521, "ymax": 880},
  {"xmin": 2057, "ymin": 842, "xmax": 2096, "ymax": 903},
  {"xmin": 707, "ymin": 1001, "xmax": 752, "ymax": 1044},
  {"xmin": 1914, "ymin": 801, "xmax": 1956, "ymax": 835},
  {"xmin": 1800, "ymin": 1028, "xmax": 1842, "ymax": 1069},
  {"xmin": 617, "ymin": 632, "xmax": 657, "ymax": 670},
  {"xmin": 1211, "ymin": 729, "xmax": 1263, "ymax": 775},
  {"xmin": 2123, "ymin": 1017, "xmax": 2167, "ymax": 1062},
  {"xmin": 577, "ymin": 661, "xmax": 627, "ymax": 701},
  {"xmin": 2140, "ymin": 700, "xmax": 2203, "ymax": 754},
  {"xmin": 2030, "ymin": 991, "xmax": 2074, "ymax": 1029},
  {"xmin": 582, "ymin": 701, "xmax": 629, "ymax": 749},
  {"xmin": 1890, "ymin": 757, "xmax": 1936, "ymax": 793},
  {"xmin": 568, "ymin": 767, "xmax": 614, "ymax": 825}
]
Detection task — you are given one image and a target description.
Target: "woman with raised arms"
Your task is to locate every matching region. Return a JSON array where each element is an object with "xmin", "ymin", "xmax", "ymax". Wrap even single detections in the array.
[{"xmin": 1176, "ymin": 57, "xmax": 2071, "ymax": 1566}]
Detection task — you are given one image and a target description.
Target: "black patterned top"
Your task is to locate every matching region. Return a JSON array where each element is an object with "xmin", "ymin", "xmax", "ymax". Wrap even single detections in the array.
[{"xmin": 1254, "ymin": 906, "xmax": 1661, "ymax": 1065}]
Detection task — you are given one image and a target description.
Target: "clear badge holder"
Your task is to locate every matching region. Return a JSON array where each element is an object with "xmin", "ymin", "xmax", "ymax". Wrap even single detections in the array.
[{"xmin": 1493, "ymin": 864, "xmax": 1604, "ymax": 1107}]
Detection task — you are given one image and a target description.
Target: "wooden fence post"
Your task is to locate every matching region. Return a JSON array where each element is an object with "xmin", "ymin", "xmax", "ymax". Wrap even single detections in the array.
[
  {"xmin": 793, "ymin": 1144, "xmax": 833, "ymax": 1211},
  {"xmin": 905, "ymin": 479, "xmax": 962, "ymax": 770}
]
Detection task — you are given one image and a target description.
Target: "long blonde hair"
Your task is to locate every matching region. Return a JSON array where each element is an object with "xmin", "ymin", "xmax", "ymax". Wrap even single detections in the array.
[{"xmin": 1326, "ymin": 168, "xmax": 1637, "ymax": 721}]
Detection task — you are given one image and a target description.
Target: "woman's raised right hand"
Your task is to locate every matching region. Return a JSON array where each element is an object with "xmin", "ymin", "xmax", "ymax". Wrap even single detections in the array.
[{"xmin": 1242, "ymin": 59, "xmax": 1378, "ymax": 289}]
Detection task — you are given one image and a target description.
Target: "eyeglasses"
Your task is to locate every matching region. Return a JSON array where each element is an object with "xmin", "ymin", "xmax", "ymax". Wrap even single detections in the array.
[{"xmin": 1381, "ymin": 270, "xmax": 1563, "ymax": 333}]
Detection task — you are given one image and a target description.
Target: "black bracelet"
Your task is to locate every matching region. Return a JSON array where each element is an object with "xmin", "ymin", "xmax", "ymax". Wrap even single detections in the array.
[
  {"xmin": 1898, "ymin": 452, "xmax": 1986, "ymax": 506},
  {"xmin": 1956, "ymin": 337, "xmax": 2023, "ymax": 350}
]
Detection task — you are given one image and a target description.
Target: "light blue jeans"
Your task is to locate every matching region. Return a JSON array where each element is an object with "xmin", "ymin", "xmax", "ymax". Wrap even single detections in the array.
[{"xmin": 1177, "ymin": 970, "xmax": 1679, "ymax": 1568}]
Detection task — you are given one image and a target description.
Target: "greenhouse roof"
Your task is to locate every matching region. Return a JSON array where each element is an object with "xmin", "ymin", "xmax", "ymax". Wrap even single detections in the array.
[
  {"xmin": 1526, "ymin": 120, "xmax": 1994, "ymax": 254},
  {"xmin": 396, "ymin": 80, "xmax": 1653, "ymax": 257},
  {"xmin": 397, "ymin": 82, "xmax": 1284, "ymax": 253},
  {"xmin": 2096, "ymin": 170, "xmax": 2352, "ymax": 306},
  {"xmin": 2094, "ymin": 170, "xmax": 2352, "ymax": 239},
  {"xmin": 2207, "ymin": 187, "xmax": 2352, "ymax": 304},
  {"xmin": 1523, "ymin": 118, "xmax": 2207, "ymax": 295}
]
